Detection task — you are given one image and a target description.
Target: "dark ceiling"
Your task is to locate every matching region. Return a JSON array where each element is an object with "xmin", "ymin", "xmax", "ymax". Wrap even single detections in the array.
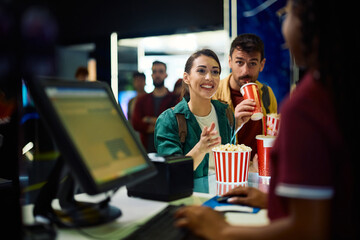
[{"xmin": 41, "ymin": 0, "xmax": 224, "ymax": 45}]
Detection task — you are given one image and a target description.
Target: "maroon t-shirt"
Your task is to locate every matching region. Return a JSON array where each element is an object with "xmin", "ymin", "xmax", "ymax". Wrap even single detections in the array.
[
  {"xmin": 230, "ymin": 87, "xmax": 263, "ymax": 157},
  {"xmin": 268, "ymin": 71, "xmax": 352, "ymax": 237}
]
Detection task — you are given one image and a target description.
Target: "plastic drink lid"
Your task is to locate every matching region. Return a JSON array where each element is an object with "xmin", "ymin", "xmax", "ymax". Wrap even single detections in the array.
[
  {"xmin": 256, "ymin": 135, "xmax": 276, "ymax": 139},
  {"xmin": 251, "ymin": 112, "xmax": 263, "ymax": 121}
]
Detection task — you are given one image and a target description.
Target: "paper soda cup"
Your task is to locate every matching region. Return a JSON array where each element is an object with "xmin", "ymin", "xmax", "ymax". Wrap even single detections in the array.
[
  {"xmin": 240, "ymin": 83, "xmax": 263, "ymax": 121},
  {"xmin": 258, "ymin": 177, "xmax": 270, "ymax": 193},
  {"xmin": 212, "ymin": 145, "xmax": 252, "ymax": 184},
  {"xmin": 266, "ymin": 114, "xmax": 280, "ymax": 136},
  {"xmin": 256, "ymin": 135, "xmax": 276, "ymax": 177},
  {"xmin": 216, "ymin": 182, "xmax": 247, "ymax": 195}
]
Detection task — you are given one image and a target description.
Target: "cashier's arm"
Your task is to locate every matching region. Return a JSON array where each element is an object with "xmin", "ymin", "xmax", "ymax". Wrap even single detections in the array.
[
  {"xmin": 176, "ymin": 197, "xmax": 331, "ymax": 240},
  {"xmin": 223, "ymin": 198, "xmax": 331, "ymax": 240},
  {"xmin": 186, "ymin": 122, "xmax": 221, "ymax": 170}
]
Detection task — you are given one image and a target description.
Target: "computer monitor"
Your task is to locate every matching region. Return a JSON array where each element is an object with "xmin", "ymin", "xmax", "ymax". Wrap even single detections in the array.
[{"xmin": 26, "ymin": 78, "xmax": 156, "ymax": 227}]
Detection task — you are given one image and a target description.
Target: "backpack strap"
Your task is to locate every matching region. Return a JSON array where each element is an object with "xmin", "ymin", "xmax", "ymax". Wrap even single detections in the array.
[
  {"xmin": 175, "ymin": 113, "xmax": 187, "ymax": 144},
  {"xmin": 261, "ymin": 84, "xmax": 271, "ymax": 114},
  {"xmin": 171, "ymin": 107, "xmax": 187, "ymax": 144},
  {"xmin": 225, "ymin": 106, "xmax": 234, "ymax": 128}
]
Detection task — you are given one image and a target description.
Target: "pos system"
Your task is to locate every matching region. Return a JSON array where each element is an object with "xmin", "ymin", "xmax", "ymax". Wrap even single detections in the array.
[
  {"xmin": 127, "ymin": 153, "xmax": 194, "ymax": 201},
  {"xmin": 26, "ymin": 78, "xmax": 157, "ymax": 228}
]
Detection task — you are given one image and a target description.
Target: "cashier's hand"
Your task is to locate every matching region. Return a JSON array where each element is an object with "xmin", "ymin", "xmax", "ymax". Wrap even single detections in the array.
[
  {"xmin": 175, "ymin": 206, "xmax": 230, "ymax": 240},
  {"xmin": 223, "ymin": 186, "xmax": 268, "ymax": 209},
  {"xmin": 234, "ymin": 99, "xmax": 256, "ymax": 128}
]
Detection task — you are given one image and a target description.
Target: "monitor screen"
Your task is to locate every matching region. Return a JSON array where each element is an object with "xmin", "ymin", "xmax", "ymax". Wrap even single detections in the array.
[{"xmin": 27, "ymin": 78, "xmax": 156, "ymax": 195}]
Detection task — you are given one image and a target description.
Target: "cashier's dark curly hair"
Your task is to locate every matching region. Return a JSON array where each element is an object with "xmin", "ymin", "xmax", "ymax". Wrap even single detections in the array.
[{"xmin": 291, "ymin": 0, "xmax": 359, "ymax": 238}]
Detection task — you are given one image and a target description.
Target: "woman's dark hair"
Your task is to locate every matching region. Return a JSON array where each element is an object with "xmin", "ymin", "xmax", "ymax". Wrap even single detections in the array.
[
  {"xmin": 291, "ymin": 0, "xmax": 359, "ymax": 238},
  {"xmin": 132, "ymin": 71, "xmax": 145, "ymax": 79},
  {"xmin": 184, "ymin": 49, "xmax": 221, "ymax": 74},
  {"xmin": 181, "ymin": 49, "xmax": 221, "ymax": 99}
]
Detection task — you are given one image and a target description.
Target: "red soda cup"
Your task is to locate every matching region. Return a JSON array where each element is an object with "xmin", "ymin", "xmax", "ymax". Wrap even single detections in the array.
[
  {"xmin": 240, "ymin": 83, "xmax": 263, "ymax": 121},
  {"xmin": 256, "ymin": 135, "xmax": 276, "ymax": 177}
]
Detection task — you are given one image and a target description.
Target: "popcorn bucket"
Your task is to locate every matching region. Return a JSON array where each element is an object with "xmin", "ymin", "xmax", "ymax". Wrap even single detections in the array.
[
  {"xmin": 256, "ymin": 135, "xmax": 276, "ymax": 177},
  {"xmin": 213, "ymin": 149, "xmax": 252, "ymax": 184},
  {"xmin": 266, "ymin": 114, "xmax": 280, "ymax": 136},
  {"xmin": 216, "ymin": 182, "xmax": 247, "ymax": 195},
  {"xmin": 240, "ymin": 83, "xmax": 263, "ymax": 121}
]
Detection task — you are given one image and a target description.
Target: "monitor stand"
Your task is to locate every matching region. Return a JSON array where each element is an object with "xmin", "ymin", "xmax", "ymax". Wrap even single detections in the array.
[{"xmin": 33, "ymin": 156, "xmax": 121, "ymax": 228}]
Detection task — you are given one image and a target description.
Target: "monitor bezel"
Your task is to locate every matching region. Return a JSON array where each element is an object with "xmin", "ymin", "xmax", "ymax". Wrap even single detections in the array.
[{"xmin": 26, "ymin": 77, "xmax": 156, "ymax": 195}]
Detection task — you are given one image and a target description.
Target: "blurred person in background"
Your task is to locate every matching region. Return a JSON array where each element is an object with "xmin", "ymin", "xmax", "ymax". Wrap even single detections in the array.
[
  {"xmin": 75, "ymin": 66, "xmax": 88, "ymax": 81},
  {"xmin": 173, "ymin": 78, "xmax": 183, "ymax": 103},
  {"xmin": 132, "ymin": 61, "xmax": 178, "ymax": 153},
  {"xmin": 127, "ymin": 71, "xmax": 146, "ymax": 122},
  {"xmin": 174, "ymin": 0, "xmax": 359, "ymax": 239}
]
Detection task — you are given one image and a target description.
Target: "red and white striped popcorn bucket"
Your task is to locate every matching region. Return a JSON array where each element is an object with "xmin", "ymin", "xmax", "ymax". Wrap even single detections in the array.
[
  {"xmin": 216, "ymin": 182, "xmax": 247, "ymax": 195},
  {"xmin": 212, "ymin": 149, "xmax": 252, "ymax": 184},
  {"xmin": 266, "ymin": 114, "xmax": 280, "ymax": 136}
]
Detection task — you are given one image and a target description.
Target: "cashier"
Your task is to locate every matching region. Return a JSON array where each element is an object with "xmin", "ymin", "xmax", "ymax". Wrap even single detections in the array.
[{"xmin": 173, "ymin": 0, "xmax": 358, "ymax": 239}]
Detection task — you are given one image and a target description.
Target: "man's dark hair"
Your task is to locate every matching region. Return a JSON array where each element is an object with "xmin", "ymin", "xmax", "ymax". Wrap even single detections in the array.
[
  {"xmin": 230, "ymin": 33, "xmax": 265, "ymax": 60},
  {"xmin": 132, "ymin": 71, "xmax": 145, "ymax": 79},
  {"xmin": 75, "ymin": 66, "xmax": 88, "ymax": 78},
  {"xmin": 152, "ymin": 60, "xmax": 167, "ymax": 71}
]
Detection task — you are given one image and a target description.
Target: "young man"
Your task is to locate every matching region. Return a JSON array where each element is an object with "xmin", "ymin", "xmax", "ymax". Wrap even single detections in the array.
[
  {"xmin": 132, "ymin": 61, "xmax": 178, "ymax": 153},
  {"xmin": 127, "ymin": 71, "xmax": 146, "ymax": 122},
  {"xmin": 213, "ymin": 33, "xmax": 277, "ymax": 159},
  {"xmin": 74, "ymin": 66, "xmax": 89, "ymax": 81}
]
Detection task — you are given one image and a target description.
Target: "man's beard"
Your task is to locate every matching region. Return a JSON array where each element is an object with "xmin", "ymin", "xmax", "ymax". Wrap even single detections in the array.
[
  {"xmin": 236, "ymin": 74, "xmax": 257, "ymax": 87},
  {"xmin": 154, "ymin": 80, "xmax": 165, "ymax": 88}
]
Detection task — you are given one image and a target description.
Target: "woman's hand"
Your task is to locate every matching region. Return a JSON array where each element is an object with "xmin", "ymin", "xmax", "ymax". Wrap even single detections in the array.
[
  {"xmin": 196, "ymin": 122, "xmax": 221, "ymax": 154},
  {"xmin": 186, "ymin": 122, "xmax": 221, "ymax": 169},
  {"xmin": 223, "ymin": 186, "xmax": 268, "ymax": 209},
  {"xmin": 234, "ymin": 99, "xmax": 256, "ymax": 128}
]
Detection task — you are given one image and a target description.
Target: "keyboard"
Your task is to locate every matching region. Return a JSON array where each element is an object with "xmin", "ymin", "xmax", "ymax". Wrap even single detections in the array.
[{"xmin": 124, "ymin": 205, "xmax": 202, "ymax": 240}]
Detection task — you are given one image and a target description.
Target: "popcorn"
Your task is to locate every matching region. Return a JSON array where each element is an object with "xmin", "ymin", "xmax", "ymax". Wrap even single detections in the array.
[{"xmin": 213, "ymin": 143, "xmax": 252, "ymax": 152}]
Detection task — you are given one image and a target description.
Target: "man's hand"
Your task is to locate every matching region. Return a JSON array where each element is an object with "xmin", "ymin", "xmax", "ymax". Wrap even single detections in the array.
[{"xmin": 234, "ymin": 99, "xmax": 256, "ymax": 128}]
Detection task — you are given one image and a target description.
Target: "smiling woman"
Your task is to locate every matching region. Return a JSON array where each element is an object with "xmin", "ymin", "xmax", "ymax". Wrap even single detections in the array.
[
  {"xmin": 183, "ymin": 50, "xmax": 221, "ymax": 112},
  {"xmin": 154, "ymin": 49, "xmax": 256, "ymax": 178}
]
